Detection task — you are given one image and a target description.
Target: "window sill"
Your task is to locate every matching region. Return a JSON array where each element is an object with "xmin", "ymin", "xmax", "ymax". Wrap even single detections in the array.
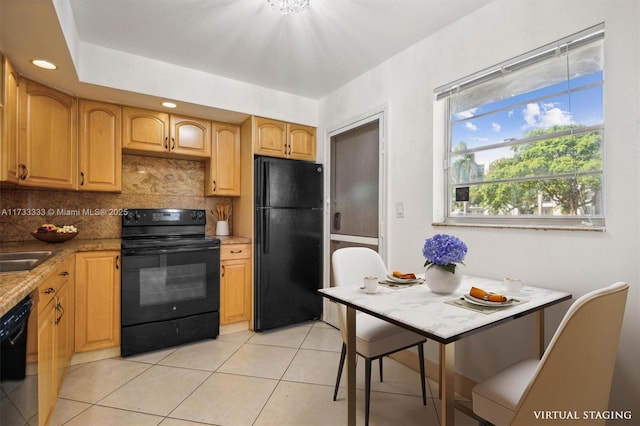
[{"xmin": 433, "ymin": 221, "xmax": 605, "ymax": 232}]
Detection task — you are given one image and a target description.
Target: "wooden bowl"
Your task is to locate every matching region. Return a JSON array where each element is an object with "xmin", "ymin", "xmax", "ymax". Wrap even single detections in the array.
[{"xmin": 31, "ymin": 231, "xmax": 78, "ymax": 243}]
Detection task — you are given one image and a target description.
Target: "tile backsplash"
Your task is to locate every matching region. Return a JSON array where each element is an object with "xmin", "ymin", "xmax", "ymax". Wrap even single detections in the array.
[{"xmin": 0, "ymin": 154, "xmax": 232, "ymax": 241}]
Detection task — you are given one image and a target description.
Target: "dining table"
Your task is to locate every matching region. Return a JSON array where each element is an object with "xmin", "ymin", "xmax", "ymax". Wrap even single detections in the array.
[{"xmin": 318, "ymin": 274, "xmax": 572, "ymax": 426}]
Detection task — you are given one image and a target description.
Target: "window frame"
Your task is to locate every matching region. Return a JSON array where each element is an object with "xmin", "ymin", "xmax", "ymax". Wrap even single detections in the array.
[{"xmin": 434, "ymin": 24, "xmax": 605, "ymax": 231}]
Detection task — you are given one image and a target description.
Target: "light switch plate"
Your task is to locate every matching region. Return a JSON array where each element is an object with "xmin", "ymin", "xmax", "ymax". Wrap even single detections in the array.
[{"xmin": 395, "ymin": 202, "xmax": 405, "ymax": 218}]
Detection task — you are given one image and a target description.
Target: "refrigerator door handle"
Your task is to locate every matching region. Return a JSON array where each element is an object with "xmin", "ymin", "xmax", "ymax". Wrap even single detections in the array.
[
  {"xmin": 263, "ymin": 209, "xmax": 270, "ymax": 254},
  {"xmin": 334, "ymin": 212, "xmax": 341, "ymax": 230},
  {"xmin": 264, "ymin": 161, "xmax": 271, "ymax": 207}
]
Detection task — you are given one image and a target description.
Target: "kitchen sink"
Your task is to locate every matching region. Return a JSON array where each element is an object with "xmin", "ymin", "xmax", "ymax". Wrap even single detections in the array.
[{"xmin": 0, "ymin": 250, "xmax": 55, "ymax": 273}]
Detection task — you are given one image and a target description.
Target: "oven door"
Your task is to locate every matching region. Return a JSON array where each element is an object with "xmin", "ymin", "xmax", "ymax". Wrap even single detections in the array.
[{"xmin": 121, "ymin": 245, "xmax": 220, "ymax": 326}]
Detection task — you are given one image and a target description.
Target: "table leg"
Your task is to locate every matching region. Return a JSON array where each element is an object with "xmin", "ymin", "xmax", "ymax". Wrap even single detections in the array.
[
  {"xmin": 346, "ymin": 306, "xmax": 356, "ymax": 426},
  {"xmin": 536, "ymin": 310, "xmax": 545, "ymax": 358},
  {"xmin": 440, "ymin": 342, "xmax": 456, "ymax": 426}
]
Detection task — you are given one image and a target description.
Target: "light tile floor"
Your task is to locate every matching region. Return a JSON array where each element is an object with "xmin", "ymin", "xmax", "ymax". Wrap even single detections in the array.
[{"xmin": 1, "ymin": 321, "xmax": 478, "ymax": 425}]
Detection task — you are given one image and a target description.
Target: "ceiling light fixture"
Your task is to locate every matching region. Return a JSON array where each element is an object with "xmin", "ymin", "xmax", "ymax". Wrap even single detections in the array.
[
  {"xmin": 161, "ymin": 101, "xmax": 177, "ymax": 108},
  {"xmin": 31, "ymin": 59, "xmax": 58, "ymax": 70},
  {"xmin": 267, "ymin": 0, "xmax": 309, "ymax": 15}
]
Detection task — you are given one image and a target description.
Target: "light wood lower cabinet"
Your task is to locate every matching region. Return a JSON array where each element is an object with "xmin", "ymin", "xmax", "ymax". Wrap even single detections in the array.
[
  {"xmin": 35, "ymin": 255, "xmax": 75, "ymax": 426},
  {"xmin": 220, "ymin": 244, "xmax": 252, "ymax": 325},
  {"xmin": 75, "ymin": 251, "xmax": 121, "ymax": 352}
]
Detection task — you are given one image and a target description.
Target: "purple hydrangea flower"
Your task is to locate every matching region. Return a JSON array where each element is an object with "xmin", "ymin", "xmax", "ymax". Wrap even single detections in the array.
[{"xmin": 422, "ymin": 234, "xmax": 468, "ymax": 273}]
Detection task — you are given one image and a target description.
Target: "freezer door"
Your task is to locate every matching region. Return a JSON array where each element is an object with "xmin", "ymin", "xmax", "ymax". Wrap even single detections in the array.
[
  {"xmin": 255, "ymin": 157, "xmax": 323, "ymax": 208},
  {"xmin": 255, "ymin": 207, "xmax": 323, "ymax": 331}
]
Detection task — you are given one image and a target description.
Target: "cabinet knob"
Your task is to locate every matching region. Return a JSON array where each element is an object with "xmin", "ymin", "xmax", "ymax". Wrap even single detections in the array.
[
  {"xmin": 60, "ymin": 271, "xmax": 69, "ymax": 276},
  {"xmin": 221, "ymin": 265, "xmax": 225, "ymax": 277},
  {"xmin": 230, "ymin": 250, "xmax": 242, "ymax": 254},
  {"xmin": 44, "ymin": 287, "xmax": 55, "ymax": 294}
]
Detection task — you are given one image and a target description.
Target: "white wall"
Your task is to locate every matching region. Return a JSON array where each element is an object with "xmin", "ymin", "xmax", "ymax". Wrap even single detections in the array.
[{"xmin": 319, "ymin": 0, "xmax": 640, "ymax": 418}]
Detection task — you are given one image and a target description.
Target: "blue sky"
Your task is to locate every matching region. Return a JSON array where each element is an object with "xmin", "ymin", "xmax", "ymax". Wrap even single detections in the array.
[{"xmin": 450, "ymin": 71, "xmax": 603, "ymax": 170}]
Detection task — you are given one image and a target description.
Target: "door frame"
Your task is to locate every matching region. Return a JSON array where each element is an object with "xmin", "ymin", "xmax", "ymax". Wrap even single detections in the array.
[{"xmin": 322, "ymin": 107, "xmax": 388, "ymax": 325}]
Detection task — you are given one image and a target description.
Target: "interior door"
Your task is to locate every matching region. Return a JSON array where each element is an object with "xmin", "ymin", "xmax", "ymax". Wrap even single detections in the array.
[{"xmin": 329, "ymin": 117, "xmax": 383, "ymax": 282}]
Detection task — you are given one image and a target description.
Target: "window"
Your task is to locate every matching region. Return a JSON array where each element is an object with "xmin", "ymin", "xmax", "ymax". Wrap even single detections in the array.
[{"xmin": 435, "ymin": 24, "xmax": 604, "ymax": 229}]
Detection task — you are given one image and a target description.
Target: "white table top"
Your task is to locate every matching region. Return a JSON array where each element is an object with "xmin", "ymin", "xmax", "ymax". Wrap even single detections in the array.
[{"xmin": 319, "ymin": 275, "xmax": 572, "ymax": 344}]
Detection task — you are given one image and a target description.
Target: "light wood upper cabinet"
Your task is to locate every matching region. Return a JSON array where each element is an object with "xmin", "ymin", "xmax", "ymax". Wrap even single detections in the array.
[
  {"xmin": 122, "ymin": 107, "xmax": 169, "ymax": 154},
  {"xmin": 170, "ymin": 115, "xmax": 211, "ymax": 158},
  {"xmin": 123, "ymin": 107, "xmax": 211, "ymax": 159},
  {"xmin": 254, "ymin": 117, "xmax": 286, "ymax": 158},
  {"xmin": 75, "ymin": 251, "xmax": 121, "ymax": 353},
  {"xmin": 1, "ymin": 56, "xmax": 19, "ymax": 184},
  {"xmin": 253, "ymin": 117, "xmax": 316, "ymax": 161},
  {"xmin": 18, "ymin": 79, "xmax": 77, "ymax": 189},
  {"xmin": 287, "ymin": 123, "xmax": 316, "ymax": 161},
  {"xmin": 206, "ymin": 122, "xmax": 240, "ymax": 196},
  {"xmin": 78, "ymin": 100, "xmax": 122, "ymax": 192}
]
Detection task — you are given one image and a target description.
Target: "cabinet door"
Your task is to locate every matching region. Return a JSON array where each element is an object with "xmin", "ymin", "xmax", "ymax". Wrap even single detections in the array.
[
  {"xmin": 75, "ymin": 251, "xmax": 121, "ymax": 352},
  {"xmin": 55, "ymin": 281, "xmax": 73, "ymax": 388},
  {"xmin": 287, "ymin": 123, "xmax": 316, "ymax": 161},
  {"xmin": 169, "ymin": 115, "xmax": 211, "ymax": 158},
  {"xmin": 78, "ymin": 100, "xmax": 122, "ymax": 191},
  {"xmin": 207, "ymin": 122, "xmax": 240, "ymax": 196},
  {"xmin": 254, "ymin": 117, "xmax": 286, "ymax": 158},
  {"xmin": 38, "ymin": 298, "xmax": 57, "ymax": 426},
  {"xmin": 220, "ymin": 258, "xmax": 252, "ymax": 324},
  {"xmin": 122, "ymin": 107, "xmax": 169, "ymax": 153},
  {"xmin": 1, "ymin": 56, "xmax": 19, "ymax": 183},
  {"xmin": 18, "ymin": 79, "xmax": 77, "ymax": 189}
]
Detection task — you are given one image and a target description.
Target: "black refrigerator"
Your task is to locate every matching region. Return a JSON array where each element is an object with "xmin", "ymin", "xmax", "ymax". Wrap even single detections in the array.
[{"xmin": 254, "ymin": 156, "xmax": 323, "ymax": 331}]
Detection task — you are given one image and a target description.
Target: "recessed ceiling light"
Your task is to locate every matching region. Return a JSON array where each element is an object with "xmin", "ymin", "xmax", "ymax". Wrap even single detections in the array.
[
  {"xmin": 31, "ymin": 59, "xmax": 58, "ymax": 70},
  {"xmin": 162, "ymin": 101, "xmax": 177, "ymax": 108}
]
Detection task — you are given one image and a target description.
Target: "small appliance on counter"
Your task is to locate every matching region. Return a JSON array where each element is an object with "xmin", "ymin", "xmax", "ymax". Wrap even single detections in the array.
[{"xmin": 120, "ymin": 208, "xmax": 220, "ymax": 356}]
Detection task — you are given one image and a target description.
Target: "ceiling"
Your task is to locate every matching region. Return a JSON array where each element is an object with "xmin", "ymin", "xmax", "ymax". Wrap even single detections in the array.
[{"xmin": 0, "ymin": 0, "xmax": 493, "ymax": 120}]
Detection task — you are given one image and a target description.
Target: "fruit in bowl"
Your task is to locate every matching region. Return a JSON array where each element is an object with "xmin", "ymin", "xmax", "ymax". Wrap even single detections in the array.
[{"xmin": 32, "ymin": 223, "xmax": 78, "ymax": 243}]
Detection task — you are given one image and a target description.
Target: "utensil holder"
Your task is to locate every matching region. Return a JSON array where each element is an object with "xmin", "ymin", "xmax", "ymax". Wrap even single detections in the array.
[{"xmin": 216, "ymin": 220, "xmax": 229, "ymax": 236}]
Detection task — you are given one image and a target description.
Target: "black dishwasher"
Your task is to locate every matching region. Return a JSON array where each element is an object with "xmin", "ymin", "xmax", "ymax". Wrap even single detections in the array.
[{"xmin": 1, "ymin": 295, "xmax": 33, "ymax": 381}]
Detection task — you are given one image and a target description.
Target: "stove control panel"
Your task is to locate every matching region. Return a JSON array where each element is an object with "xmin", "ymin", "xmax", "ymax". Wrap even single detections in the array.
[{"xmin": 122, "ymin": 209, "xmax": 207, "ymax": 227}]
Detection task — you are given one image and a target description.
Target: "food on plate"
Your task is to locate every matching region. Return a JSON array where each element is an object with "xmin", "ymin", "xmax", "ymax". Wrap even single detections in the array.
[
  {"xmin": 392, "ymin": 271, "xmax": 417, "ymax": 280},
  {"xmin": 34, "ymin": 223, "xmax": 78, "ymax": 234},
  {"xmin": 469, "ymin": 286, "xmax": 507, "ymax": 302}
]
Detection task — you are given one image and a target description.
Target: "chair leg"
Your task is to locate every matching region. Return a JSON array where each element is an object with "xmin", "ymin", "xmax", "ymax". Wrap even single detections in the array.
[
  {"xmin": 333, "ymin": 343, "xmax": 346, "ymax": 401},
  {"xmin": 365, "ymin": 358, "xmax": 372, "ymax": 426},
  {"xmin": 379, "ymin": 356, "xmax": 383, "ymax": 382},
  {"xmin": 418, "ymin": 343, "xmax": 427, "ymax": 405}
]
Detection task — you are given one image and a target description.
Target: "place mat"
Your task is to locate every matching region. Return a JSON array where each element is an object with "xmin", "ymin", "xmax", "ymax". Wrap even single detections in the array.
[
  {"xmin": 446, "ymin": 296, "xmax": 527, "ymax": 314},
  {"xmin": 379, "ymin": 279, "xmax": 424, "ymax": 289}
]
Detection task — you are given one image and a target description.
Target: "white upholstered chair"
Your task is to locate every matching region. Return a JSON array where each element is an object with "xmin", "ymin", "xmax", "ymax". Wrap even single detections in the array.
[
  {"xmin": 472, "ymin": 281, "xmax": 629, "ymax": 426},
  {"xmin": 331, "ymin": 247, "xmax": 427, "ymax": 426}
]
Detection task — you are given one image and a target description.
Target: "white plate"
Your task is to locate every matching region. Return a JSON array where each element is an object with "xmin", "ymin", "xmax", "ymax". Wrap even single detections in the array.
[
  {"xmin": 386, "ymin": 274, "xmax": 420, "ymax": 284},
  {"xmin": 462, "ymin": 293, "xmax": 514, "ymax": 307}
]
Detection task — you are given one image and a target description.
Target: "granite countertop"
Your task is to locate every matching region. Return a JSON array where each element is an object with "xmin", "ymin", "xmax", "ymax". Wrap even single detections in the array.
[{"xmin": 0, "ymin": 235, "xmax": 251, "ymax": 317}]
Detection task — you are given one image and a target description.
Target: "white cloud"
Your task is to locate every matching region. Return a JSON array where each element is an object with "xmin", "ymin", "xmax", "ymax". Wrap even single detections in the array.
[
  {"xmin": 539, "ymin": 107, "xmax": 571, "ymax": 127},
  {"xmin": 491, "ymin": 122, "xmax": 501, "ymax": 132},
  {"xmin": 508, "ymin": 110, "xmax": 514, "ymax": 117},
  {"xmin": 465, "ymin": 122, "xmax": 478, "ymax": 131},
  {"xmin": 522, "ymin": 102, "xmax": 571, "ymax": 129},
  {"xmin": 523, "ymin": 103, "xmax": 541, "ymax": 126}
]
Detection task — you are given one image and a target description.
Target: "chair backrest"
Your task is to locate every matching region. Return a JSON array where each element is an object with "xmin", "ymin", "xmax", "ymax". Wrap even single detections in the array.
[
  {"xmin": 332, "ymin": 247, "xmax": 388, "ymax": 288},
  {"xmin": 331, "ymin": 247, "xmax": 388, "ymax": 342},
  {"xmin": 512, "ymin": 282, "xmax": 629, "ymax": 426}
]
